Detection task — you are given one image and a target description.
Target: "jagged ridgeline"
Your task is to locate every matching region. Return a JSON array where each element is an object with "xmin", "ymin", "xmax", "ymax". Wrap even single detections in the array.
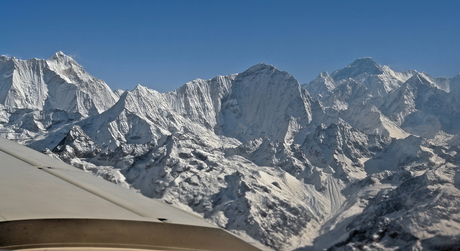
[{"xmin": 1, "ymin": 52, "xmax": 459, "ymax": 250}]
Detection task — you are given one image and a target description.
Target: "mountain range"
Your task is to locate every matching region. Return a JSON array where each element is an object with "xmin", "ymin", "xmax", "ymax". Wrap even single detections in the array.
[{"xmin": 1, "ymin": 52, "xmax": 459, "ymax": 250}]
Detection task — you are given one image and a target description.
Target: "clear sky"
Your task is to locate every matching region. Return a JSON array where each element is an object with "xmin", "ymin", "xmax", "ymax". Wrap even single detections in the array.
[{"xmin": 1, "ymin": 0, "xmax": 460, "ymax": 92}]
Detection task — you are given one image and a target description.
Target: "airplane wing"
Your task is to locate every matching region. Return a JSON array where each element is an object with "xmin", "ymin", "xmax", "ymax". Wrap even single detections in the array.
[{"xmin": 0, "ymin": 137, "xmax": 261, "ymax": 250}]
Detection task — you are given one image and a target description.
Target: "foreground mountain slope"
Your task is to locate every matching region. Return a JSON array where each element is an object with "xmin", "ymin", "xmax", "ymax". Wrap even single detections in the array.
[{"xmin": 1, "ymin": 52, "xmax": 459, "ymax": 250}]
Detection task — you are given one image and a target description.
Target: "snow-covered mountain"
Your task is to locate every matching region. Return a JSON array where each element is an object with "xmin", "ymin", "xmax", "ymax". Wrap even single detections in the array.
[
  {"xmin": 0, "ymin": 52, "xmax": 118, "ymax": 149},
  {"xmin": 0, "ymin": 52, "xmax": 118, "ymax": 115},
  {"xmin": 1, "ymin": 52, "xmax": 459, "ymax": 250}
]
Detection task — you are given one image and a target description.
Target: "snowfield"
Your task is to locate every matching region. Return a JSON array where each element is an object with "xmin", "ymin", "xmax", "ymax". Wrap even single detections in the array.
[{"xmin": 1, "ymin": 52, "xmax": 460, "ymax": 250}]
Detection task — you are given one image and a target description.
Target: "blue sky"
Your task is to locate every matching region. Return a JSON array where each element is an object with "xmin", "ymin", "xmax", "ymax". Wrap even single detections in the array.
[{"xmin": 2, "ymin": 0, "xmax": 460, "ymax": 92}]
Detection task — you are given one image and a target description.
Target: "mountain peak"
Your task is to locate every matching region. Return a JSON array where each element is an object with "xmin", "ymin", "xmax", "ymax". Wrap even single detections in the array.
[
  {"xmin": 353, "ymin": 57, "xmax": 377, "ymax": 64},
  {"xmin": 47, "ymin": 51, "xmax": 75, "ymax": 64},
  {"xmin": 331, "ymin": 57, "xmax": 384, "ymax": 81},
  {"xmin": 404, "ymin": 72, "xmax": 438, "ymax": 90},
  {"xmin": 302, "ymin": 71, "xmax": 337, "ymax": 97},
  {"xmin": 244, "ymin": 63, "xmax": 277, "ymax": 74},
  {"xmin": 55, "ymin": 51, "xmax": 66, "ymax": 56},
  {"xmin": 133, "ymin": 83, "xmax": 147, "ymax": 90},
  {"xmin": 348, "ymin": 57, "xmax": 382, "ymax": 72}
]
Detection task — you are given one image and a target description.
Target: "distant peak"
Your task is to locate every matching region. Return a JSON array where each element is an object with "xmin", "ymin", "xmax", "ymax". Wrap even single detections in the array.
[
  {"xmin": 350, "ymin": 57, "xmax": 379, "ymax": 67},
  {"xmin": 331, "ymin": 57, "xmax": 384, "ymax": 81},
  {"xmin": 245, "ymin": 63, "xmax": 277, "ymax": 73},
  {"xmin": 405, "ymin": 72, "xmax": 435, "ymax": 87},
  {"xmin": 133, "ymin": 84, "xmax": 147, "ymax": 91},
  {"xmin": 355, "ymin": 57, "xmax": 375, "ymax": 61},
  {"xmin": 48, "ymin": 51, "xmax": 75, "ymax": 62},
  {"xmin": 131, "ymin": 84, "xmax": 158, "ymax": 95},
  {"xmin": 52, "ymin": 51, "xmax": 67, "ymax": 58}
]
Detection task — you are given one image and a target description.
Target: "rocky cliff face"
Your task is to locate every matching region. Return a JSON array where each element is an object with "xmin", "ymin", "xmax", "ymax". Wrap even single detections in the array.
[{"xmin": 1, "ymin": 52, "xmax": 459, "ymax": 250}]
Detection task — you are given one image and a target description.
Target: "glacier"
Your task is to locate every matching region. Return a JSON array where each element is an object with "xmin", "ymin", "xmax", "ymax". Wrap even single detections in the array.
[{"xmin": 1, "ymin": 53, "xmax": 459, "ymax": 250}]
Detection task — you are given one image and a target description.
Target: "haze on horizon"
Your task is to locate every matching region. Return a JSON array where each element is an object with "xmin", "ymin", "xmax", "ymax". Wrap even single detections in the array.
[{"xmin": 1, "ymin": 0, "xmax": 459, "ymax": 92}]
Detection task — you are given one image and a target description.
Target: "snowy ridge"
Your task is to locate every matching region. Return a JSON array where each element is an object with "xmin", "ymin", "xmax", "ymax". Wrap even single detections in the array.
[
  {"xmin": 320, "ymin": 57, "xmax": 414, "ymax": 97},
  {"xmin": 1, "ymin": 52, "xmax": 460, "ymax": 250},
  {"xmin": 0, "ymin": 53, "xmax": 119, "ymax": 149},
  {"xmin": 45, "ymin": 51, "xmax": 119, "ymax": 115},
  {"xmin": 0, "ymin": 56, "xmax": 48, "ymax": 109},
  {"xmin": 167, "ymin": 74, "xmax": 236, "ymax": 128},
  {"xmin": 301, "ymin": 71, "xmax": 337, "ymax": 99},
  {"xmin": 0, "ymin": 52, "xmax": 118, "ymax": 116}
]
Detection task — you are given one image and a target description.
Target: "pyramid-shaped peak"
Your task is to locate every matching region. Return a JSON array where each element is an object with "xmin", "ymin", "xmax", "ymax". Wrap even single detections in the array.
[
  {"xmin": 244, "ymin": 63, "xmax": 277, "ymax": 74},
  {"xmin": 55, "ymin": 51, "xmax": 66, "ymax": 56},
  {"xmin": 47, "ymin": 51, "xmax": 75, "ymax": 63},
  {"xmin": 405, "ymin": 72, "xmax": 436, "ymax": 87},
  {"xmin": 331, "ymin": 57, "xmax": 384, "ymax": 81},
  {"xmin": 348, "ymin": 57, "xmax": 382, "ymax": 72},
  {"xmin": 352, "ymin": 57, "xmax": 377, "ymax": 64},
  {"xmin": 133, "ymin": 83, "xmax": 147, "ymax": 90},
  {"xmin": 130, "ymin": 84, "xmax": 161, "ymax": 97}
]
